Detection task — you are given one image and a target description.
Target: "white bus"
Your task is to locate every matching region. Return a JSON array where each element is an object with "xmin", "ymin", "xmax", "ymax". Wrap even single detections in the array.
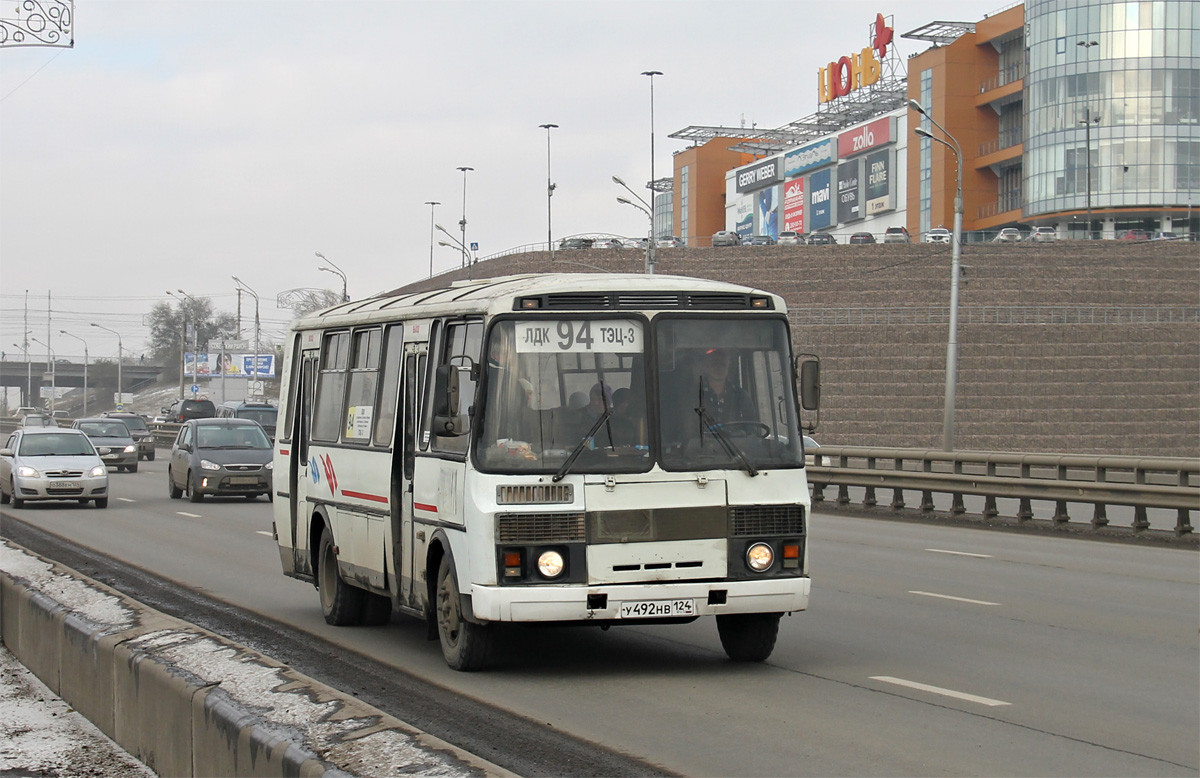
[{"xmin": 273, "ymin": 273, "xmax": 820, "ymax": 670}]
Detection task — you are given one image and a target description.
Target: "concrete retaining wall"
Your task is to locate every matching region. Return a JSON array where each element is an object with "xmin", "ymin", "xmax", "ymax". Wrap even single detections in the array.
[
  {"xmin": 0, "ymin": 540, "xmax": 509, "ymax": 778},
  {"xmin": 394, "ymin": 241, "xmax": 1200, "ymax": 458}
]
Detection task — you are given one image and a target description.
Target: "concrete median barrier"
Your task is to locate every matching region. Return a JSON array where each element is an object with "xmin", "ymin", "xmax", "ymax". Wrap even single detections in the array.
[{"xmin": 0, "ymin": 540, "xmax": 511, "ymax": 777}]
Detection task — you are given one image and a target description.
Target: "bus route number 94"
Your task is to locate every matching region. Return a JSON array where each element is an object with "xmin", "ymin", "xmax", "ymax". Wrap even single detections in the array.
[{"xmin": 516, "ymin": 319, "xmax": 642, "ymax": 354}]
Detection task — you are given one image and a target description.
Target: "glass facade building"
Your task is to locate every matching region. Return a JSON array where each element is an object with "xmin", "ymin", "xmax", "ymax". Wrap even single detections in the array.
[{"xmin": 1024, "ymin": 0, "xmax": 1200, "ymax": 236}]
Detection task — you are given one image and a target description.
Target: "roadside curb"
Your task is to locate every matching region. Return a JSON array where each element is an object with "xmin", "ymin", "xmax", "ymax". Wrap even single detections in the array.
[{"xmin": 0, "ymin": 539, "xmax": 514, "ymax": 777}]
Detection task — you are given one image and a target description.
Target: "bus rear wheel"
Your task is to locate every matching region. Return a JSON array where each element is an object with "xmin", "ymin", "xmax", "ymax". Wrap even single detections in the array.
[
  {"xmin": 436, "ymin": 556, "xmax": 493, "ymax": 671},
  {"xmin": 716, "ymin": 613, "xmax": 781, "ymax": 662},
  {"xmin": 318, "ymin": 529, "xmax": 364, "ymax": 626}
]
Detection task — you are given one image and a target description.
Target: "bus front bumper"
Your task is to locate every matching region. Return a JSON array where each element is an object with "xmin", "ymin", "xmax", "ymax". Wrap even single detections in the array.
[{"xmin": 471, "ymin": 577, "xmax": 810, "ymax": 623}]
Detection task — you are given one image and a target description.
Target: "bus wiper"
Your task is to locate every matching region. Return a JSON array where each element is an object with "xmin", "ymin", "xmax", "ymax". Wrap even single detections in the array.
[
  {"xmin": 552, "ymin": 405, "xmax": 615, "ymax": 483},
  {"xmin": 695, "ymin": 379, "xmax": 759, "ymax": 477}
]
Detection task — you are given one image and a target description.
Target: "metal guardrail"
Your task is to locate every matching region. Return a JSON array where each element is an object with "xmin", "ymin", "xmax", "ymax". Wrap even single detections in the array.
[
  {"xmin": 3, "ymin": 419, "xmax": 1195, "ymax": 536},
  {"xmin": 809, "ymin": 446, "xmax": 1198, "ymax": 536}
]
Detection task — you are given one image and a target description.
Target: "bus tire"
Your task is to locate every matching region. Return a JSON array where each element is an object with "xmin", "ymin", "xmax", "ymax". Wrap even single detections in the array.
[
  {"xmin": 361, "ymin": 592, "xmax": 392, "ymax": 626},
  {"xmin": 716, "ymin": 613, "xmax": 781, "ymax": 662},
  {"xmin": 318, "ymin": 529, "xmax": 364, "ymax": 626},
  {"xmin": 436, "ymin": 555, "xmax": 492, "ymax": 671}
]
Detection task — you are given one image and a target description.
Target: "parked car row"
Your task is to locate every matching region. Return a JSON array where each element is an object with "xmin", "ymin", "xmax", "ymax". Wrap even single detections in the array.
[{"xmin": 571, "ymin": 226, "xmax": 1185, "ymax": 251}]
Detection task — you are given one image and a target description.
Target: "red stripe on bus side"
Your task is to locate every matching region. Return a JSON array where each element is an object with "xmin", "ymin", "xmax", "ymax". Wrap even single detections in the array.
[
  {"xmin": 342, "ymin": 490, "xmax": 389, "ymax": 504},
  {"xmin": 414, "ymin": 502, "xmax": 438, "ymax": 514},
  {"xmin": 279, "ymin": 448, "xmax": 290, "ymax": 456}
]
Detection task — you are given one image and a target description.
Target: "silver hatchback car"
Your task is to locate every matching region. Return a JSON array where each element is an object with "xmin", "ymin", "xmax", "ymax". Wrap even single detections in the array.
[{"xmin": 0, "ymin": 428, "xmax": 110, "ymax": 508}]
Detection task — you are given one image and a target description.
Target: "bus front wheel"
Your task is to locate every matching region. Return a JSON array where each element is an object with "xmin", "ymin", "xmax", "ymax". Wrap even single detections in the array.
[
  {"xmin": 716, "ymin": 613, "xmax": 781, "ymax": 662},
  {"xmin": 436, "ymin": 556, "xmax": 493, "ymax": 671},
  {"xmin": 318, "ymin": 530, "xmax": 364, "ymax": 626}
]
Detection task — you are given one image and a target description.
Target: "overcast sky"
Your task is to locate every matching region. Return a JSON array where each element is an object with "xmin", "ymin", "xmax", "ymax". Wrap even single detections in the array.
[{"xmin": 0, "ymin": 0, "xmax": 989, "ymax": 361}]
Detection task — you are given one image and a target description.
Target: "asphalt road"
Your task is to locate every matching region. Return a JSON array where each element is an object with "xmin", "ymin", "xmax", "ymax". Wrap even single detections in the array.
[{"xmin": 2, "ymin": 459, "xmax": 1197, "ymax": 777}]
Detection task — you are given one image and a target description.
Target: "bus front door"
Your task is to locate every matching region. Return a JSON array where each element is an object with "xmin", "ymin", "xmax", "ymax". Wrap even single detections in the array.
[{"xmin": 397, "ymin": 345, "xmax": 426, "ymax": 609}]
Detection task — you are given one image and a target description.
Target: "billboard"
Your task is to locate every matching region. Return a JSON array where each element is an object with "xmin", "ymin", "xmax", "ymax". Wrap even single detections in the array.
[
  {"xmin": 784, "ymin": 138, "xmax": 836, "ymax": 179},
  {"xmin": 783, "ymin": 178, "xmax": 805, "ymax": 233},
  {"xmin": 756, "ymin": 186, "xmax": 779, "ymax": 238},
  {"xmin": 837, "ymin": 160, "xmax": 861, "ymax": 224},
  {"xmin": 734, "ymin": 197, "xmax": 754, "ymax": 237},
  {"xmin": 736, "ymin": 158, "xmax": 783, "ymax": 193},
  {"xmin": 184, "ymin": 353, "xmax": 277, "ymax": 379},
  {"xmin": 809, "ymin": 169, "xmax": 832, "ymax": 230},
  {"xmin": 864, "ymin": 148, "xmax": 894, "ymax": 216},
  {"xmin": 838, "ymin": 116, "xmax": 893, "ymax": 158}
]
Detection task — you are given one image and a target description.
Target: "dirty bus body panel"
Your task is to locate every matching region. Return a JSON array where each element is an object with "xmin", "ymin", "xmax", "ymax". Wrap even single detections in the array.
[{"xmin": 273, "ymin": 273, "xmax": 819, "ymax": 670}]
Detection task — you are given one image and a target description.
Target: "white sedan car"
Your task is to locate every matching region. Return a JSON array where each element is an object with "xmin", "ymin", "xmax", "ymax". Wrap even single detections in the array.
[
  {"xmin": 925, "ymin": 228, "xmax": 952, "ymax": 244},
  {"xmin": 0, "ymin": 428, "xmax": 110, "ymax": 508}
]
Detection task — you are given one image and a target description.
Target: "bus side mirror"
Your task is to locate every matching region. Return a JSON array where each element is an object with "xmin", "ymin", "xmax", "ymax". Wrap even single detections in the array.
[
  {"xmin": 799, "ymin": 358, "xmax": 820, "ymax": 412},
  {"xmin": 433, "ymin": 364, "xmax": 466, "ymax": 436}
]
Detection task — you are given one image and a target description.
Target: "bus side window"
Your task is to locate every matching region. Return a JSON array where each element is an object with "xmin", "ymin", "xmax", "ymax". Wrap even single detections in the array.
[
  {"xmin": 344, "ymin": 328, "xmax": 382, "ymax": 445},
  {"xmin": 373, "ymin": 324, "xmax": 404, "ymax": 447},
  {"xmin": 312, "ymin": 331, "xmax": 350, "ymax": 442},
  {"xmin": 430, "ymin": 319, "xmax": 482, "ymax": 456}
]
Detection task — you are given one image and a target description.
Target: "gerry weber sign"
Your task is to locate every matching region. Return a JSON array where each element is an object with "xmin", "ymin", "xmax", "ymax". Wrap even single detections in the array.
[{"xmin": 736, "ymin": 158, "xmax": 783, "ymax": 193}]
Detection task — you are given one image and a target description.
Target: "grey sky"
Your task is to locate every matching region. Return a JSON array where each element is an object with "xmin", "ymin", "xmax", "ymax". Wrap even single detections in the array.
[{"xmin": 0, "ymin": 0, "xmax": 987, "ymax": 360}]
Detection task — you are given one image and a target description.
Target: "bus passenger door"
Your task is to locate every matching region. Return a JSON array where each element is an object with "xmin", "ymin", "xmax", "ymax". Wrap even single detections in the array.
[
  {"xmin": 398, "ymin": 344, "xmax": 427, "ymax": 608},
  {"xmin": 289, "ymin": 350, "xmax": 318, "ymax": 576}
]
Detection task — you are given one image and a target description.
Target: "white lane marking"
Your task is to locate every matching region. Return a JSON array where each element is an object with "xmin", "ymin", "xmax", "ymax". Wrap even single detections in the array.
[
  {"xmin": 117, "ymin": 497, "xmax": 136, "ymax": 503},
  {"xmin": 255, "ymin": 531, "xmax": 272, "ymax": 537},
  {"xmin": 176, "ymin": 512, "xmax": 202, "ymax": 518},
  {"xmin": 909, "ymin": 591, "xmax": 999, "ymax": 606},
  {"xmin": 871, "ymin": 676, "xmax": 1011, "ymax": 707},
  {"xmin": 926, "ymin": 548, "xmax": 992, "ymax": 558}
]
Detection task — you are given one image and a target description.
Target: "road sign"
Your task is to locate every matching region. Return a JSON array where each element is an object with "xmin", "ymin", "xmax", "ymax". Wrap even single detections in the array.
[
  {"xmin": 470, "ymin": 242, "xmax": 479, "ymax": 252},
  {"xmin": 190, "ymin": 384, "xmax": 200, "ymax": 395}
]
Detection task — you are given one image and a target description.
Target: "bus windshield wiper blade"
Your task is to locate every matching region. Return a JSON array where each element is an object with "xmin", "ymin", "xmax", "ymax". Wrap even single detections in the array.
[
  {"xmin": 552, "ymin": 407, "xmax": 613, "ymax": 483},
  {"xmin": 695, "ymin": 378, "xmax": 758, "ymax": 477}
]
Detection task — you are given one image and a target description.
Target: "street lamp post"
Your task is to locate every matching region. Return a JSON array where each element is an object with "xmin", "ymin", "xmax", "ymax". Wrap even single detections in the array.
[
  {"xmin": 641, "ymin": 70, "xmax": 662, "ymax": 245},
  {"xmin": 232, "ymin": 277, "xmax": 261, "ymax": 399},
  {"xmin": 613, "ymin": 175, "xmax": 656, "ymax": 274},
  {"xmin": 910, "ymin": 99, "xmax": 964, "ymax": 452},
  {"xmin": 456, "ymin": 166, "xmax": 474, "ymax": 271},
  {"xmin": 59, "ymin": 330, "xmax": 88, "ymax": 417},
  {"xmin": 90, "ymin": 324, "xmax": 122, "ymax": 409},
  {"xmin": 31, "ymin": 337, "xmax": 55, "ymax": 415},
  {"xmin": 538, "ymin": 124, "xmax": 558, "ymax": 254},
  {"xmin": 424, "ymin": 201, "xmax": 440, "ymax": 277},
  {"xmin": 1079, "ymin": 107, "xmax": 1101, "ymax": 240},
  {"xmin": 435, "ymin": 224, "xmax": 471, "ymax": 268},
  {"xmin": 315, "ymin": 252, "xmax": 349, "ymax": 302},
  {"xmin": 1077, "ymin": 40, "xmax": 1100, "ymax": 239}
]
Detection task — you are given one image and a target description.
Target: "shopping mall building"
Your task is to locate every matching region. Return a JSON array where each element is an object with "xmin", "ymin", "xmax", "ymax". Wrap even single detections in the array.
[{"xmin": 665, "ymin": 0, "xmax": 1199, "ymax": 244}]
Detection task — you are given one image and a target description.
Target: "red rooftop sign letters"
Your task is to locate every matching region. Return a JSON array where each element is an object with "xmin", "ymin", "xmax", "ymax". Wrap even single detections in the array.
[{"xmin": 818, "ymin": 13, "xmax": 893, "ymax": 104}]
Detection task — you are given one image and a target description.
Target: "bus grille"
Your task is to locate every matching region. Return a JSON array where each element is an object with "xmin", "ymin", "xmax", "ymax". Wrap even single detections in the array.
[
  {"xmin": 497, "ymin": 512, "xmax": 587, "ymax": 543},
  {"xmin": 729, "ymin": 505, "xmax": 805, "ymax": 536},
  {"xmin": 496, "ymin": 483, "xmax": 573, "ymax": 505}
]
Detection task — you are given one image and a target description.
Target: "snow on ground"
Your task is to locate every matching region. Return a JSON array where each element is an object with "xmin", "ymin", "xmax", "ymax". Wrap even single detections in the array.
[{"xmin": 0, "ymin": 643, "xmax": 155, "ymax": 777}]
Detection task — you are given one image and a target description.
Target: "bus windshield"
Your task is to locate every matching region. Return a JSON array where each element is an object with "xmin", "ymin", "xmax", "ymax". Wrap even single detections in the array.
[{"xmin": 476, "ymin": 316, "xmax": 803, "ymax": 473}]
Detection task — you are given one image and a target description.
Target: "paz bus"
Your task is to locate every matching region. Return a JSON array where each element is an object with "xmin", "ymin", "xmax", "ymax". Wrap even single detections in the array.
[{"xmin": 272, "ymin": 273, "xmax": 820, "ymax": 670}]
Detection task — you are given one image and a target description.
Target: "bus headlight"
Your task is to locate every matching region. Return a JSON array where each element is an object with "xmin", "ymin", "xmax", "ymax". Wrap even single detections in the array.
[
  {"xmin": 537, "ymin": 550, "xmax": 565, "ymax": 579},
  {"xmin": 746, "ymin": 542, "xmax": 774, "ymax": 572}
]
